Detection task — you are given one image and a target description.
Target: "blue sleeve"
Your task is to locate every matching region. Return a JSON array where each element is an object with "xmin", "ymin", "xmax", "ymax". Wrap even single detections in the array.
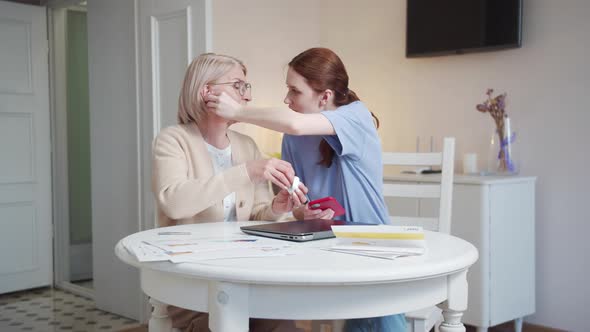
[
  {"xmin": 281, "ymin": 135, "xmax": 294, "ymax": 164},
  {"xmin": 320, "ymin": 101, "xmax": 372, "ymax": 159}
]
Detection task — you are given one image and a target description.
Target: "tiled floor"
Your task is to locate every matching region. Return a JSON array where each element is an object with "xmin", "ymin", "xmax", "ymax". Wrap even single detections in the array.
[
  {"xmin": 0, "ymin": 287, "xmax": 138, "ymax": 332},
  {"xmin": 0, "ymin": 287, "xmax": 554, "ymax": 332}
]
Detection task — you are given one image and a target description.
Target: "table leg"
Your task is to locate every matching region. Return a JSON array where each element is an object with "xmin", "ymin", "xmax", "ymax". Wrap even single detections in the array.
[
  {"xmin": 439, "ymin": 309, "xmax": 465, "ymax": 332},
  {"xmin": 438, "ymin": 270, "xmax": 468, "ymax": 332},
  {"xmin": 149, "ymin": 298, "xmax": 172, "ymax": 332},
  {"xmin": 514, "ymin": 317, "xmax": 523, "ymax": 332},
  {"xmin": 208, "ymin": 281, "xmax": 249, "ymax": 332}
]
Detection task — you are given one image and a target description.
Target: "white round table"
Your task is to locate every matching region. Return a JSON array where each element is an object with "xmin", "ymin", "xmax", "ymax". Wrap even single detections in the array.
[{"xmin": 115, "ymin": 222, "xmax": 478, "ymax": 332}]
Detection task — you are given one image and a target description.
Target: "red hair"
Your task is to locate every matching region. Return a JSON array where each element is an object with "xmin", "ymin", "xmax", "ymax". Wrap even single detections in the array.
[{"xmin": 288, "ymin": 48, "xmax": 379, "ymax": 167}]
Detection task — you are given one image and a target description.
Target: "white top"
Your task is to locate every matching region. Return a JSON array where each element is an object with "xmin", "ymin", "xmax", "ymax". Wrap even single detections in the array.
[
  {"xmin": 115, "ymin": 221, "xmax": 478, "ymax": 285},
  {"xmin": 205, "ymin": 142, "xmax": 236, "ymax": 222}
]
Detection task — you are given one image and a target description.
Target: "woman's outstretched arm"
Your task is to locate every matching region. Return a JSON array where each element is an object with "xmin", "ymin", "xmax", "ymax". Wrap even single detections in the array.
[{"xmin": 207, "ymin": 92, "xmax": 335, "ymax": 136}]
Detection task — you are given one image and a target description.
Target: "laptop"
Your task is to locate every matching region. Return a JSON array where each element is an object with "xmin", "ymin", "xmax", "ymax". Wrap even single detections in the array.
[{"xmin": 241, "ymin": 219, "xmax": 352, "ymax": 242}]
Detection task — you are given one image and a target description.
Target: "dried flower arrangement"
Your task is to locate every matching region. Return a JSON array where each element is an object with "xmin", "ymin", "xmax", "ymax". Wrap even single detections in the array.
[{"xmin": 476, "ymin": 89, "xmax": 516, "ymax": 173}]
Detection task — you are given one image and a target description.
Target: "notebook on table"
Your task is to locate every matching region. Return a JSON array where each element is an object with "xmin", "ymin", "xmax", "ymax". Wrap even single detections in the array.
[{"xmin": 240, "ymin": 219, "xmax": 355, "ymax": 242}]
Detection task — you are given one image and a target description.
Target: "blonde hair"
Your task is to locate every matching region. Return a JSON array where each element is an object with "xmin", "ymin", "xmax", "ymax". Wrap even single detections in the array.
[{"xmin": 177, "ymin": 53, "xmax": 247, "ymax": 124}]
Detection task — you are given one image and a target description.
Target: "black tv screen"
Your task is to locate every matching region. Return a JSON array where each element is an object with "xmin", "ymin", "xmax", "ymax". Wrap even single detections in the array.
[{"xmin": 406, "ymin": 0, "xmax": 523, "ymax": 57}]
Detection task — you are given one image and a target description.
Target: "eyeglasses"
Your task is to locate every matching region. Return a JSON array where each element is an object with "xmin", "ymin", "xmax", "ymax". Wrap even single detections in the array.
[{"xmin": 209, "ymin": 80, "xmax": 252, "ymax": 97}]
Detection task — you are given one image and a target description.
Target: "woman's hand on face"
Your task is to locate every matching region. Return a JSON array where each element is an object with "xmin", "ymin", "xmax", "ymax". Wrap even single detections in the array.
[
  {"xmin": 246, "ymin": 158, "xmax": 295, "ymax": 189},
  {"xmin": 271, "ymin": 183, "xmax": 309, "ymax": 214},
  {"xmin": 206, "ymin": 92, "xmax": 242, "ymax": 120}
]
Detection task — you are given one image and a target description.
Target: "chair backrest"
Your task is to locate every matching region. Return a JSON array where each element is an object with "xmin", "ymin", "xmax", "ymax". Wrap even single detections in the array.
[{"xmin": 382, "ymin": 138, "xmax": 455, "ymax": 234}]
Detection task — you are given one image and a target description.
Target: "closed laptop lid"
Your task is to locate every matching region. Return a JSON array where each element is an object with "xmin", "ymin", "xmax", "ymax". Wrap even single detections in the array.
[
  {"xmin": 241, "ymin": 219, "xmax": 344, "ymax": 235},
  {"xmin": 240, "ymin": 219, "xmax": 365, "ymax": 242}
]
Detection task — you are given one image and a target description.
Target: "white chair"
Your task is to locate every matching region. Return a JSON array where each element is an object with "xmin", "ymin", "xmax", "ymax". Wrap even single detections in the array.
[
  {"xmin": 312, "ymin": 138, "xmax": 455, "ymax": 332},
  {"xmin": 382, "ymin": 137, "xmax": 455, "ymax": 332}
]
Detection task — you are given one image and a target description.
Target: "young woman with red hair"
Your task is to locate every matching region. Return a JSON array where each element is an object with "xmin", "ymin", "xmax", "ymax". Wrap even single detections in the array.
[{"xmin": 208, "ymin": 47, "xmax": 405, "ymax": 332}]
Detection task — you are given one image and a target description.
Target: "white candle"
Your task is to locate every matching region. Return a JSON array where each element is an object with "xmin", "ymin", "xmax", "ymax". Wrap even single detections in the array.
[{"xmin": 463, "ymin": 153, "xmax": 478, "ymax": 174}]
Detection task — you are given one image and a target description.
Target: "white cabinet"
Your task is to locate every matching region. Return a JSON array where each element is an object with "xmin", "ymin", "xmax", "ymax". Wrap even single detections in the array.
[{"xmin": 384, "ymin": 174, "xmax": 536, "ymax": 332}]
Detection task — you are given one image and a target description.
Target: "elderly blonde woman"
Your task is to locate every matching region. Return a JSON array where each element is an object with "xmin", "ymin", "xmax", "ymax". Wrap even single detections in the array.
[{"xmin": 152, "ymin": 53, "xmax": 306, "ymax": 331}]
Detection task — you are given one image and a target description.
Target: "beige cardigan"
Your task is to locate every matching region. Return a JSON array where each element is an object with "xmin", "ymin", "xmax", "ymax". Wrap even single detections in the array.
[{"xmin": 152, "ymin": 123, "xmax": 281, "ymax": 227}]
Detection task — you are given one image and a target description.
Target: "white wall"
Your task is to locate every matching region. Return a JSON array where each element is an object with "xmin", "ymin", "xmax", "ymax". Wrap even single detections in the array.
[
  {"xmin": 211, "ymin": 0, "xmax": 321, "ymax": 155},
  {"xmin": 316, "ymin": 0, "xmax": 589, "ymax": 331}
]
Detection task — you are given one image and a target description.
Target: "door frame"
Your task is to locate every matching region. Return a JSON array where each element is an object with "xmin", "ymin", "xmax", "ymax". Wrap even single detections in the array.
[{"xmin": 48, "ymin": 3, "xmax": 94, "ymax": 300}]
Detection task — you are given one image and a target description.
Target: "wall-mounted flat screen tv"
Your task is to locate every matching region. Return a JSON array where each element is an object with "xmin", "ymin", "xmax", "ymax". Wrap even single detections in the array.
[{"xmin": 406, "ymin": 0, "xmax": 523, "ymax": 58}]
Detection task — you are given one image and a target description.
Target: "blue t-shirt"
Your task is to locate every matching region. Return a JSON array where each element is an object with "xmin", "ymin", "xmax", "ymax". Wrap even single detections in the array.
[
  {"xmin": 283, "ymin": 101, "xmax": 405, "ymax": 331},
  {"xmin": 281, "ymin": 101, "xmax": 390, "ymax": 225}
]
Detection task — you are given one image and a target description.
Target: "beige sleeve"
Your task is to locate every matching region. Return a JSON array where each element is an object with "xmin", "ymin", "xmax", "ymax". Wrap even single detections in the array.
[
  {"xmin": 248, "ymin": 143, "xmax": 284, "ymax": 221},
  {"xmin": 151, "ymin": 132, "xmax": 251, "ymax": 220}
]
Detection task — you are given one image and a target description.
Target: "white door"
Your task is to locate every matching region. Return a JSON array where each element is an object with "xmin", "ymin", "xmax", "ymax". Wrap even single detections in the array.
[
  {"xmin": 138, "ymin": 0, "xmax": 211, "ymax": 231},
  {"xmin": 139, "ymin": 0, "xmax": 211, "ymax": 134},
  {"xmin": 0, "ymin": 1, "xmax": 52, "ymax": 294}
]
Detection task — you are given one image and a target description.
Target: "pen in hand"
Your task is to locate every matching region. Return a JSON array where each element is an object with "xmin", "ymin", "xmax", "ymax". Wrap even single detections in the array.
[{"xmin": 303, "ymin": 193, "xmax": 311, "ymax": 204}]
